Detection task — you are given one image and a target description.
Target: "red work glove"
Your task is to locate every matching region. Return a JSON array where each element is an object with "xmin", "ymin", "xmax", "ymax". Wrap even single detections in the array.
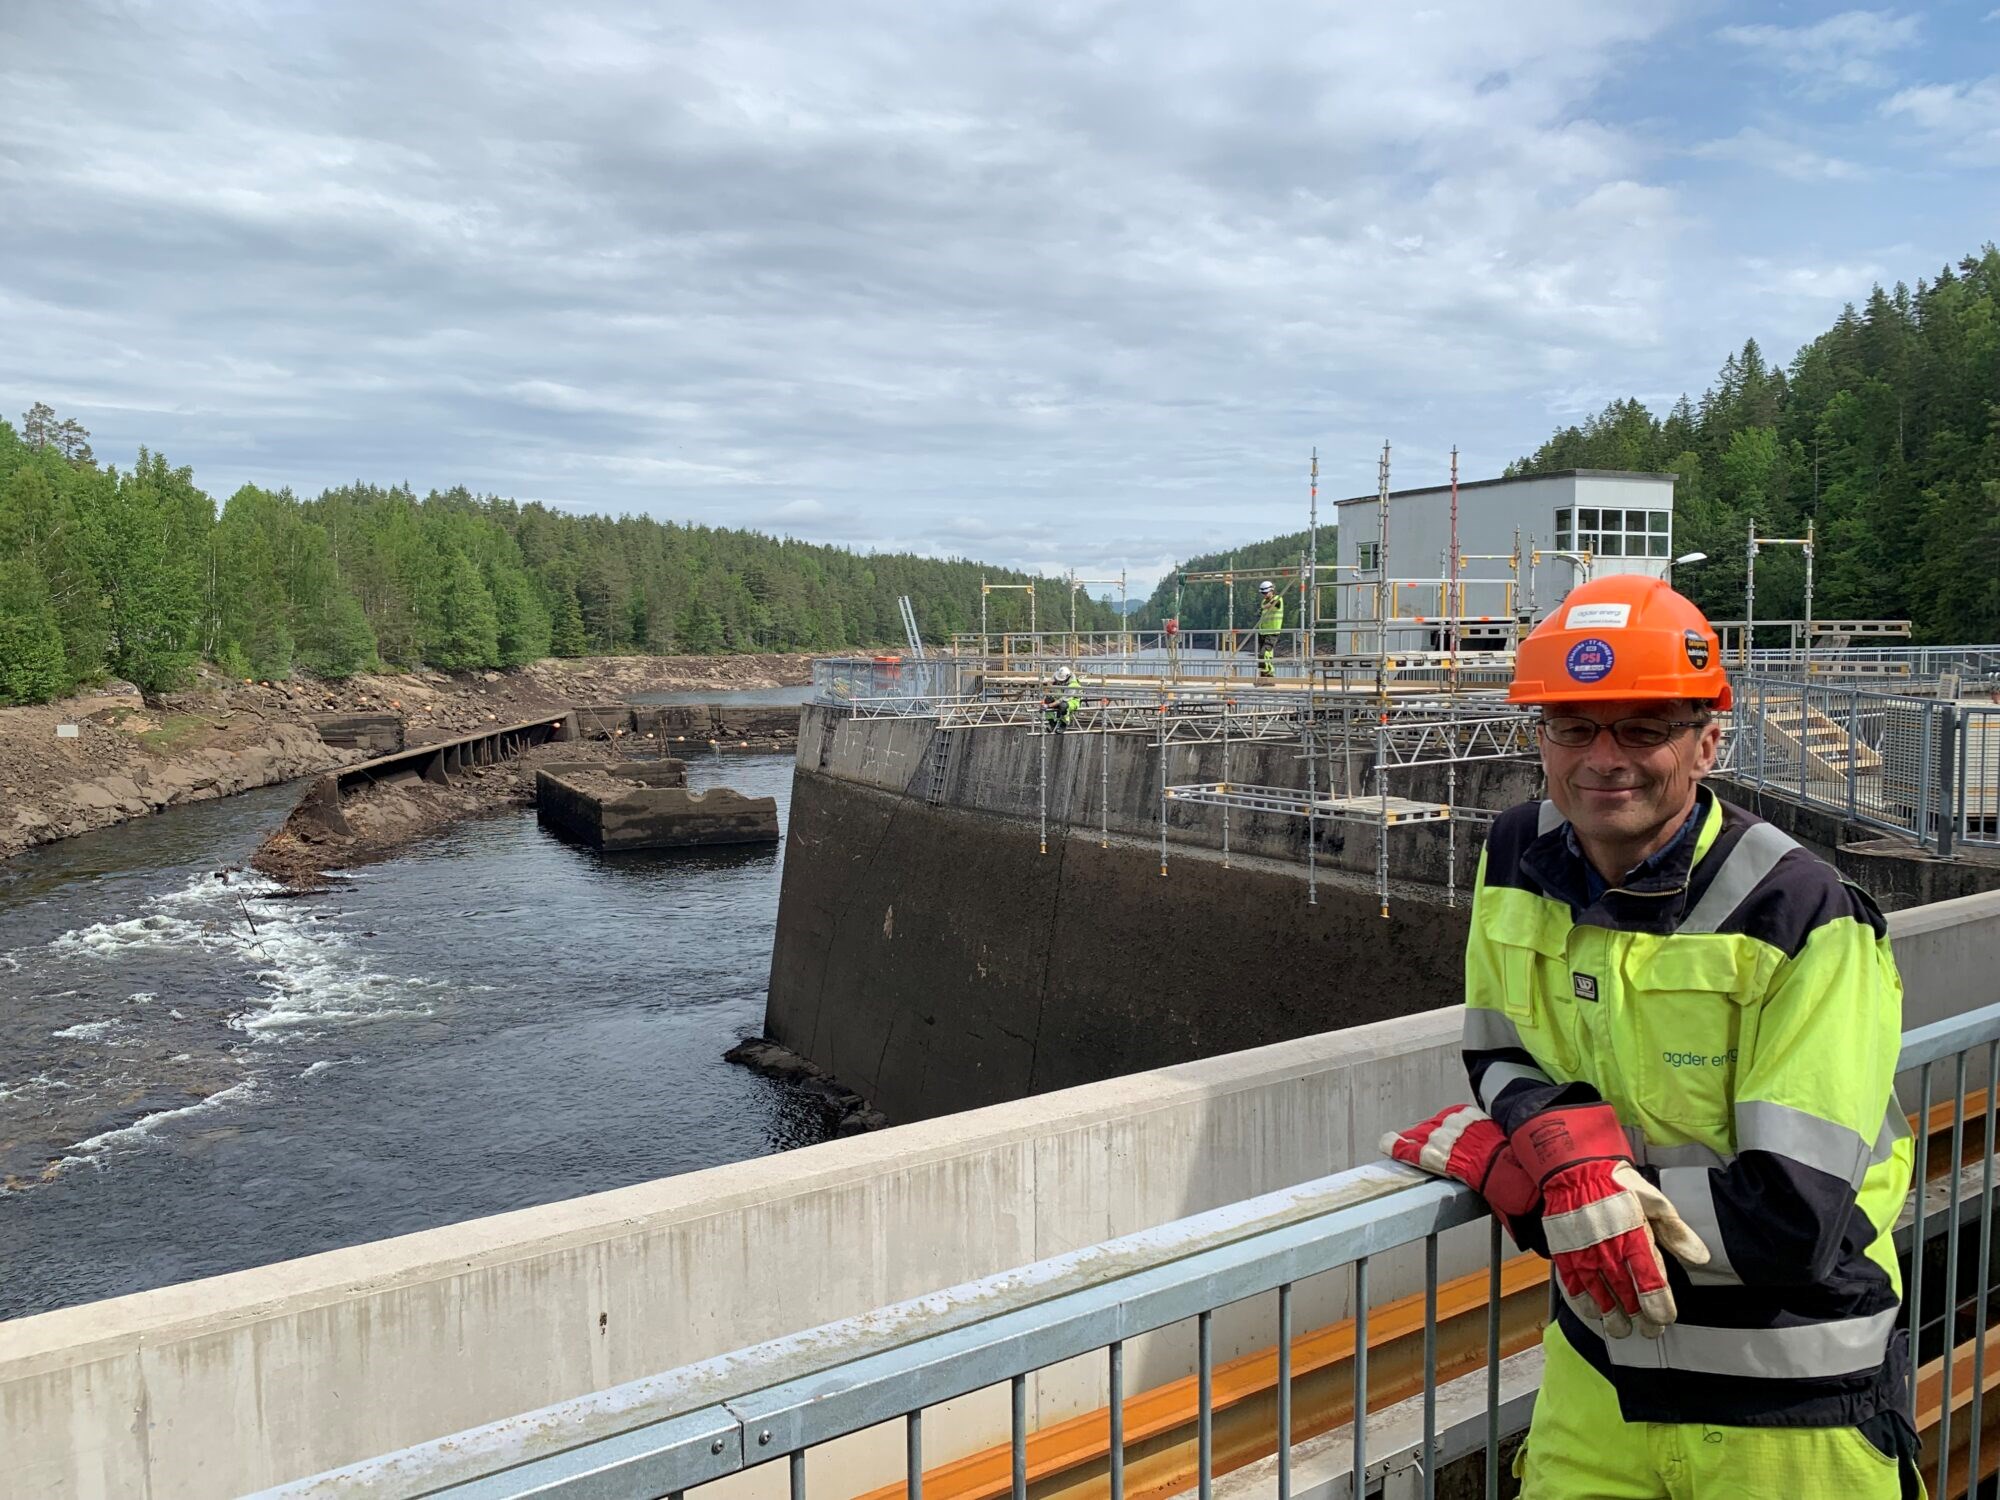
[
  {"xmin": 1380, "ymin": 1105, "xmax": 1540, "ymax": 1240},
  {"xmin": 1510, "ymin": 1104, "xmax": 1711, "ymax": 1339}
]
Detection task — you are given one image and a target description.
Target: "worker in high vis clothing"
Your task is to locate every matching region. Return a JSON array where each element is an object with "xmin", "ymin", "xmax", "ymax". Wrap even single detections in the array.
[
  {"xmin": 1042, "ymin": 665, "xmax": 1082, "ymax": 732},
  {"xmin": 1255, "ymin": 580, "xmax": 1283, "ymax": 678},
  {"xmin": 1381, "ymin": 575, "xmax": 1920, "ymax": 1498}
]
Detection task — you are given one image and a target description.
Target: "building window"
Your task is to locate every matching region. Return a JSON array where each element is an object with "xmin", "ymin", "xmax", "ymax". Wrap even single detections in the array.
[
  {"xmin": 1556, "ymin": 506, "xmax": 1670, "ymax": 560},
  {"xmin": 1356, "ymin": 542, "xmax": 1380, "ymax": 571}
]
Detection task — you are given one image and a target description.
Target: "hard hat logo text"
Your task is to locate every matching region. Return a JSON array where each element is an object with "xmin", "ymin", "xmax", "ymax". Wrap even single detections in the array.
[{"xmin": 1564, "ymin": 638, "xmax": 1616, "ymax": 684}]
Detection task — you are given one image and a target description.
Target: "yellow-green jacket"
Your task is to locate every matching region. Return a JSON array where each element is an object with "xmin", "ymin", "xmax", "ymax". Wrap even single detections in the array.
[
  {"xmin": 1256, "ymin": 593, "xmax": 1284, "ymax": 633},
  {"xmin": 1463, "ymin": 786, "xmax": 1911, "ymax": 1428}
]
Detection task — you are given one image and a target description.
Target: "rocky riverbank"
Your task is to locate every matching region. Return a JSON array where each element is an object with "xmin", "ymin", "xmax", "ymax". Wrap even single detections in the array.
[{"xmin": 1, "ymin": 654, "xmax": 815, "ymax": 862}]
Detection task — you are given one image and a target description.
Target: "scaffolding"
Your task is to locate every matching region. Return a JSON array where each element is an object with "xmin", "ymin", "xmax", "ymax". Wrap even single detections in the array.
[
  {"xmin": 1152, "ymin": 442, "xmax": 1538, "ymax": 915},
  {"xmin": 976, "ymin": 580, "xmax": 1038, "ymax": 669},
  {"xmin": 821, "ymin": 442, "xmax": 1948, "ymax": 915},
  {"xmin": 840, "ymin": 442, "xmax": 1557, "ymax": 915}
]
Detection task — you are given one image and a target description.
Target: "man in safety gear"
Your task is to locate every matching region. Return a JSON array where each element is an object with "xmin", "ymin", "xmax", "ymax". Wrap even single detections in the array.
[
  {"xmin": 1042, "ymin": 665, "xmax": 1082, "ymax": 732},
  {"xmin": 1255, "ymin": 581, "xmax": 1283, "ymax": 678},
  {"xmin": 1381, "ymin": 575, "xmax": 1919, "ymax": 1498}
]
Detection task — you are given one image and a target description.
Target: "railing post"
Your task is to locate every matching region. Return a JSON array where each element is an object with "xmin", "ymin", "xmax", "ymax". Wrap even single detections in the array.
[
  {"xmin": 1798, "ymin": 681, "xmax": 1811, "ymax": 806},
  {"xmin": 1846, "ymin": 687, "xmax": 1860, "ymax": 823},
  {"xmin": 1937, "ymin": 702, "xmax": 1958, "ymax": 859},
  {"xmin": 1916, "ymin": 704, "xmax": 1933, "ymax": 848}
]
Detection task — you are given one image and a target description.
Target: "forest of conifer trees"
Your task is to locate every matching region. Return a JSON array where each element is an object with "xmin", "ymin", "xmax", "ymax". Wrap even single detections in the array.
[
  {"xmin": 1135, "ymin": 248, "xmax": 1999, "ymax": 648},
  {"xmin": 0, "ymin": 411, "xmax": 1118, "ymax": 705},
  {"xmin": 1507, "ymin": 247, "xmax": 1999, "ymax": 643}
]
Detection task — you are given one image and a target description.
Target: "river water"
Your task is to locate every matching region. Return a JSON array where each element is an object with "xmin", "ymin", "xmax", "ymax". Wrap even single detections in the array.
[{"xmin": 0, "ymin": 750, "xmax": 822, "ymax": 1320}]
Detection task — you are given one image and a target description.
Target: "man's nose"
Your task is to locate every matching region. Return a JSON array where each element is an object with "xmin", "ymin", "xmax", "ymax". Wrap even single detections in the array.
[{"xmin": 1584, "ymin": 735, "xmax": 1637, "ymax": 774}]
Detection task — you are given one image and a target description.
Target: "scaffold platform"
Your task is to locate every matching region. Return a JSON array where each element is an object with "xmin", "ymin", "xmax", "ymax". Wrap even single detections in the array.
[{"xmin": 1164, "ymin": 783, "xmax": 1452, "ymax": 825}]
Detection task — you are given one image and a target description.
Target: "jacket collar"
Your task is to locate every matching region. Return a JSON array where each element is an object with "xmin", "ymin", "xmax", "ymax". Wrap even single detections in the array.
[{"xmin": 1521, "ymin": 786, "xmax": 1723, "ymax": 926}]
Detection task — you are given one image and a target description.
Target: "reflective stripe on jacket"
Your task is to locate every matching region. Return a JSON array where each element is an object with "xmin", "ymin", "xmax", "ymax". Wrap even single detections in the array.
[{"xmin": 1463, "ymin": 788, "xmax": 1912, "ymax": 1427}]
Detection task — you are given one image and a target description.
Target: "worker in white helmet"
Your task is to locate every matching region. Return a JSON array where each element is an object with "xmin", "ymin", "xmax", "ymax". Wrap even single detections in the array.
[{"xmin": 1042, "ymin": 665, "xmax": 1082, "ymax": 732}]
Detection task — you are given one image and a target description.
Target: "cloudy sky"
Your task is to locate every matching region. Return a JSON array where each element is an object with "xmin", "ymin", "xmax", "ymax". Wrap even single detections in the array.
[{"xmin": 3, "ymin": 2, "xmax": 1996, "ymax": 592}]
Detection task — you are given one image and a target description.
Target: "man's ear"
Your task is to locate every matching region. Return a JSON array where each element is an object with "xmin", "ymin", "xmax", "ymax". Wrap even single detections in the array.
[{"xmin": 1691, "ymin": 718, "xmax": 1722, "ymax": 778}]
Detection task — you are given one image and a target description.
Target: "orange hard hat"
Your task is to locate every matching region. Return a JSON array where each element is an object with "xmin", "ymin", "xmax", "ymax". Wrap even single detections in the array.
[{"xmin": 1508, "ymin": 574, "xmax": 1731, "ymax": 710}]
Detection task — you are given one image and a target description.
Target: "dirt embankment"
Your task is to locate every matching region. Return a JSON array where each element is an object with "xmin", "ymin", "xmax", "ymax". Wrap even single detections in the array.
[{"xmin": 0, "ymin": 653, "xmax": 815, "ymax": 862}]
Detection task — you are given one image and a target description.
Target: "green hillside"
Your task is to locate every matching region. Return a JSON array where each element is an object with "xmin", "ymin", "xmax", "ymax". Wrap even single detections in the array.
[{"xmin": 0, "ymin": 412, "xmax": 1120, "ymax": 704}]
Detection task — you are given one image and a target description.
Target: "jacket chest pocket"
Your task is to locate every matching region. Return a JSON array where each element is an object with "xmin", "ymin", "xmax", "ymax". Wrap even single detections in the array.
[
  {"xmin": 1613, "ymin": 941, "xmax": 1753, "ymax": 1130},
  {"xmin": 1479, "ymin": 897, "xmax": 1583, "ymax": 1080}
]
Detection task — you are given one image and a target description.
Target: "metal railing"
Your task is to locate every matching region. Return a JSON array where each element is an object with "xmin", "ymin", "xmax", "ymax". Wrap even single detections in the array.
[
  {"xmin": 813, "ymin": 657, "xmax": 971, "ymax": 705},
  {"xmin": 272, "ymin": 1001, "xmax": 2000, "ymax": 1500},
  {"xmin": 1735, "ymin": 644, "xmax": 2000, "ymax": 683},
  {"xmin": 1725, "ymin": 675, "xmax": 2000, "ymax": 851},
  {"xmin": 1900, "ymin": 1001, "xmax": 2000, "ymax": 1495}
]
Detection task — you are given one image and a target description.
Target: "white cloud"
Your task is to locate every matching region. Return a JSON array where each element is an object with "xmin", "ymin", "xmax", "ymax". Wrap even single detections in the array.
[
  {"xmin": 1717, "ymin": 10, "xmax": 1921, "ymax": 92},
  {"xmin": 1736, "ymin": 256, "xmax": 1894, "ymax": 303},
  {"xmin": 0, "ymin": 0, "xmax": 1986, "ymax": 585},
  {"xmin": 1692, "ymin": 127, "xmax": 1865, "ymax": 181},
  {"xmin": 1883, "ymin": 76, "xmax": 2000, "ymax": 164}
]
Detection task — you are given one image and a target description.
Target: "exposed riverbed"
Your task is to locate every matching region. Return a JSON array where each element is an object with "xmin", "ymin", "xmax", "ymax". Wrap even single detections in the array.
[{"xmin": 0, "ymin": 750, "xmax": 821, "ymax": 1320}]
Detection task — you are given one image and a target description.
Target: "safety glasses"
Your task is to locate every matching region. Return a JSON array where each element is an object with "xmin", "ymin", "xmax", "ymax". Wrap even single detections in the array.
[{"xmin": 1537, "ymin": 714, "xmax": 1710, "ymax": 750}]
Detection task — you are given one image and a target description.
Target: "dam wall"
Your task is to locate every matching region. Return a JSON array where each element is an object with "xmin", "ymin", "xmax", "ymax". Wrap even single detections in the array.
[
  {"xmin": 765, "ymin": 705, "xmax": 1535, "ymax": 1120},
  {"xmin": 768, "ymin": 706, "xmax": 2000, "ymax": 1122},
  {"xmin": 8, "ymin": 890, "xmax": 1998, "ymax": 1498}
]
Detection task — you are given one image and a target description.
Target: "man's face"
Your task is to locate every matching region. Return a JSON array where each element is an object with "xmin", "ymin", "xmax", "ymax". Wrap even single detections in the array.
[{"xmin": 1539, "ymin": 699, "xmax": 1720, "ymax": 852}]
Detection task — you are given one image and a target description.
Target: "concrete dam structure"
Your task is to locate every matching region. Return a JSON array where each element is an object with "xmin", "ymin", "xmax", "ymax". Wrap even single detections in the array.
[{"xmin": 764, "ymin": 702, "xmax": 1541, "ymax": 1122}]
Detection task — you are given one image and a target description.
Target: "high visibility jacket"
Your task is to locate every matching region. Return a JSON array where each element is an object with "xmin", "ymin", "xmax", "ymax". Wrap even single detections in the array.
[
  {"xmin": 1257, "ymin": 594, "xmax": 1284, "ymax": 632},
  {"xmin": 1463, "ymin": 787, "xmax": 1912, "ymax": 1428}
]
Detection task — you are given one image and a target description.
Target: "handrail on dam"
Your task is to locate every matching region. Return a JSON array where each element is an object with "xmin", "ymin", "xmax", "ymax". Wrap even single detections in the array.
[{"xmin": 269, "ymin": 1000, "xmax": 2000, "ymax": 1500}]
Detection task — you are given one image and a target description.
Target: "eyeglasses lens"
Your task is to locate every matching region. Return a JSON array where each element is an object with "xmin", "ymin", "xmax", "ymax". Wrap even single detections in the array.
[{"xmin": 1541, "ymin": 717, "xmax": 1673, "ymax": 749}]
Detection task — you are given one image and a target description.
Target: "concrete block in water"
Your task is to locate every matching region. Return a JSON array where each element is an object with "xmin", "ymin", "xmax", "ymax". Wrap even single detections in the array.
[
  {"xmin": 309, "ymin": 713, "xmax": 405, "ymax": 755},
  {"xmin": 535, "ymin": 767, "xmax": 777, "ymax": 850}
]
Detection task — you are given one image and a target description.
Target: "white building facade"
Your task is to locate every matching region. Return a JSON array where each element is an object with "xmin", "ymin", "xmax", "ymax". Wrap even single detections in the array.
[{"xmin": 1330, "ymin": 468, "xmax": 1676, "ymax": 648}]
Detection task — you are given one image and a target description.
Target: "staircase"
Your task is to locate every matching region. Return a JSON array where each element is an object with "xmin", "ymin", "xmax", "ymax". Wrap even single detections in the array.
[{"xmin": 1750, "ymin": 694, "xmax": 1882, "ymax": 784}]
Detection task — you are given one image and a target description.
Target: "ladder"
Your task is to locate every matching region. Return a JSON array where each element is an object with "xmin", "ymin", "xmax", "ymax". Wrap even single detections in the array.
[
  {"xmin": 923, "ymin": 733, "xmax": 951, "ymax": 806},
  {"xmin": 897, "ymin": 596, "xmax": 926, "ymax": 660}
]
